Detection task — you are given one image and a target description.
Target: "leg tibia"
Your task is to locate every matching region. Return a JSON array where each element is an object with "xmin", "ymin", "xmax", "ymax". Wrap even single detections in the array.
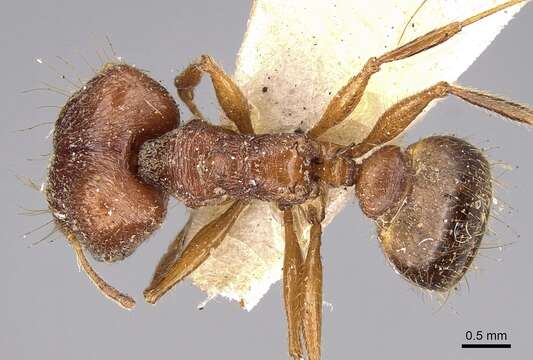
[
  {"xmin": 282, "ymin": 209, "xmax": 304, "ymax": 359},
  {"xmin": 144, "ymin": 201, "xmax": 248, "ymax": 304},
  {"xmin": 348, "ymin": 82, "xmax": 533, "ymax": 159},
  {"xmin": 302, "ymin": 222, "xmax": 323, "ymax": 360},
  {"xmin": 349, "ymin": 82, "xmax": 448, "ymax": 158},
  {"xmin": 199, "ymin": 55, "xmax": 254, "ymax": 134}
]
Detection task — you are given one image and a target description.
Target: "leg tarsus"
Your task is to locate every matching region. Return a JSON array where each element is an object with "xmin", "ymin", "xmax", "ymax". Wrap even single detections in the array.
[{"xmin": 448, "ymin": 85, "xmax": 533, "ymax": 125}]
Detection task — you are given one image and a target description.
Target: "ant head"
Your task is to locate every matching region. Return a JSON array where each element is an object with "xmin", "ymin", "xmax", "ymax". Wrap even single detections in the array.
[
  {"xmin": 355, "ymin": 137, "xmax": 492, "ymax": 291},
  {"xmin": 46, "ymin": 63, "xmax": 179, "ymax": 262}
]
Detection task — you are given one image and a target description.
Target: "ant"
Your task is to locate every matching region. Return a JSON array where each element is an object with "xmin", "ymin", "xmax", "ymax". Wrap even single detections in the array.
[{"xmin": 43, "ymin": 1, "xmax": 532, "ymax": 359}]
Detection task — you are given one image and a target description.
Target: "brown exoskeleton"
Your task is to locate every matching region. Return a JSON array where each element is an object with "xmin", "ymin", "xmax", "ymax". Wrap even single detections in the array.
[{"xmin": 44, "ymin": 1, "xmax": 532, "ymax": 359}]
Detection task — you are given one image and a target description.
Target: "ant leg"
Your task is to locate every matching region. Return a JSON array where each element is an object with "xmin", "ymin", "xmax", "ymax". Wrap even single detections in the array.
[
  {"xmin": 144, "ymin": 201, "xmax": 248, "ymax": 304},
  {"xmin": 174, "ymin": 60, "xmax": 204, "ymax": 120},
  {"xmin": 294, "ymin": 194, "xmax": 326, "ymax": 360},
  {"xmin": 301, "ymin": 208, "xmax": 324, "ymax": 360},
  {"xmin": 346, "ymin": 82, "xmax": 533, "ymax": 158},
  {"xmin": 282, "ymin": 208, "xmax": 304, "ymax": 359},
  {"xmin": 308, "ymin": 0, "xmax": 525, "ymax": 139},
  {"xmin": 175, "ymin": 55, "xmax": 254, "ymax": 134},
  {"xmin": 67, "ymin": 233, "xmax": 136, "ymax": 310},
  {"xmin": 307, "ymin": 57, "xmax": 380, "ymax": 139},
  {"xmin": 147, "ymin": 219, "xmax": 192, "ymax": 290}
]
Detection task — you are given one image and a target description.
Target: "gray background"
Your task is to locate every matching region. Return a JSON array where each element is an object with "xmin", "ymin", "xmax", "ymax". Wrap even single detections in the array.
[{"xmin": 1, "ymin": 1, "xmax": 532, "ymax": 359}]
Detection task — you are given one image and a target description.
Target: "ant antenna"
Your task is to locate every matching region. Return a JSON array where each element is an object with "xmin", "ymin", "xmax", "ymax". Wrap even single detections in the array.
[{"xmin": 67, "ymin": 233, "xmax": 136, "ymax": 310}]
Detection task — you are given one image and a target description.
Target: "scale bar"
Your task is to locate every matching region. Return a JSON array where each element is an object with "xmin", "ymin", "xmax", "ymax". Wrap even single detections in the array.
[{"xmin": 462, "ymin": 344, "xmax": 511, "ymax": 349}]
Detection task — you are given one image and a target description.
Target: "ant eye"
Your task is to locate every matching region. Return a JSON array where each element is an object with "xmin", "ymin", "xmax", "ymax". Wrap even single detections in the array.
[
  {"xmin": 369, "ymin": 136, "xmax": 492, "ymax": 291},
  {"xmin": 46, "ymin": 64, "xmax": 179, "ymax": 262}
]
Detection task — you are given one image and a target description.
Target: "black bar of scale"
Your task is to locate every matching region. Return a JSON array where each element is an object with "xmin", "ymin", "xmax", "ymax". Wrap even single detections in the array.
[{"xmin": 461, "ymin": 344, "xmax": 511, "ymax": 349}]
